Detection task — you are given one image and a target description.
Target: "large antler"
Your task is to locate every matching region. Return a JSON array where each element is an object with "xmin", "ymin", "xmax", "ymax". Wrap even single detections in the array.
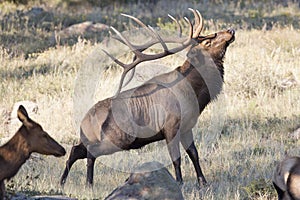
[{"xmin": 103, "ymin": 8, "xmax": 204, "ymax": 97}]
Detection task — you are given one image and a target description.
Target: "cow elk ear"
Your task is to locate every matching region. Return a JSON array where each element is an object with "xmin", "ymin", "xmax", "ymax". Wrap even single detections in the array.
[{"xmin": 17, "ymin": 105, "xmax": 33, "ymax": 128}]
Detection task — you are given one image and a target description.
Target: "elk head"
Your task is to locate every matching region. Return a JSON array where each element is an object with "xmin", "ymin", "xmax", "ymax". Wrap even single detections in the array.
[
  {"xmin": 17, "ymin": 105, "xmax": 66, "ymax": 157},
  {"xmin": 196, "ymin": 29, "xmax": 235, "ymax": 61},
  {"xmin": 104, "ymin": 9, "xmax": 234, "ymax": 97}
]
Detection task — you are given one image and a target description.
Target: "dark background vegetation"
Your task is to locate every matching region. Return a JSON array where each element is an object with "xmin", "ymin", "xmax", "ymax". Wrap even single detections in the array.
[{"xmin": 0, "ymin": 0, "xmax": 300, "ymax": 56}]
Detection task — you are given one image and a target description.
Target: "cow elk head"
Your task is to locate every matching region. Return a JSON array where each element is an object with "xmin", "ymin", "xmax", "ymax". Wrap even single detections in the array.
[{"xmin": 17, "ymin": 105, "xmax": 66, "ymax": 157}]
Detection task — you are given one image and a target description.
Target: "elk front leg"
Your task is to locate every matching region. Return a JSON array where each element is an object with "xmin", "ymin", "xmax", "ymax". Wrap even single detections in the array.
[
  {"xmin": 60, "ymin": 142, "xmax": 87, "ymax": 186},
  {"xmin": 180, "ymin": 131, "xmax": 207, "ymax": 187}
]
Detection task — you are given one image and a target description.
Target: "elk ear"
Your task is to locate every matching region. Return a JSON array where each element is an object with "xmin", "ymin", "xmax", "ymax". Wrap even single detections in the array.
[
  {"xmin": 187, "ymin": 48, "xmax": 198, "ymax": 58},
  {"xmin": 17, "ymin": 105, "xmax": 33, "ymax": 128},
  {"xmin": 187, "ymin": 47, "xmax": 205, "ymax": 65}
]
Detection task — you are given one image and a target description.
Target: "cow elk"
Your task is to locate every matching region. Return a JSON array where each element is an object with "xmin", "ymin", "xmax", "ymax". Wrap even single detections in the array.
[
  {"xmin": 60, "ymin": 8, "xmax": 235, "ymax": 187},
  {"xmin": 273, "ymin": 156, "xmax": 300, "ymax": 200},
  {"xmin": 0, "ymin": 105, "xmax": 66, "ymax": 200}
]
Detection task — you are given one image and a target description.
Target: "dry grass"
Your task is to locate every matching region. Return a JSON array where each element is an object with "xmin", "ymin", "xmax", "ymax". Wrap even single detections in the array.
[{"xmin": 0, "ymin": 1, "xmax": 300, "ymax": 199}]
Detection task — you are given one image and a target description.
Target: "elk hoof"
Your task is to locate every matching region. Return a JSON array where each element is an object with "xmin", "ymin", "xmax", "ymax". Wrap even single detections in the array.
[
  {"xmin": 198, "ymin": 177, "xmax": 208, "ymax": 188},
  {"xmin": 176, "ymin": 179, "xmax": 183, "ymax": 187},
  {"xmin": 86, "ymin": 182, "xmax": 94, "ymax": 189},
  {"xmin": 60, "ymin": 178, "xmax": 66, "ymax": 187}
]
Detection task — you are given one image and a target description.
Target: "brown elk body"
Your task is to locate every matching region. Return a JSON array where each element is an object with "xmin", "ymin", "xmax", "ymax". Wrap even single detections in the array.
[
  {"xmin": 60, "ymin": 9, "xmax": 235, "ymax": 187},
  {"xmin": 273, "ymin": 156, "xmax": 300, "ymax": 200},
  {"xmin": 0, "ymin": 105, "xmax": 66, "ymax": 200}
]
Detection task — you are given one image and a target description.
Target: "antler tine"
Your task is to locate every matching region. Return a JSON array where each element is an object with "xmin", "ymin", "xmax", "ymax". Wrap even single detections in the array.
[
  {"xmin": 182, "ymin": 17, "xmax": 193, "ymax": 46},
  {"xmin": 110, "ymin": 27, "xmax": 133, "ymax": 52},
  {"xmin": 105, "ymin": 10, "xmax": 199, "ymax": 97},
  {"xmin": 114, "ymin": 67, "xmax": 131, "ymax": 97},
  {"xmin": 122, "ymin": 67, "xmax": 136, "ymax": 88},
  {"xmin": 188, "ymin": 8, "xmax": 203, "ymax": 38},
  {"xmin": 188, "ymin": 8, "xmax": 199, "ymax": 27},
  {"xmin": 114, "ymin": 13, "xmax": 190, "ymax": 53},
  {"xmin": 168, "ymin": 14, "xmax": 182, "ymax": 38},
  {"xmin": 103, "ymin": 47, "xmax": 141, "ymax": 97},
  {"xmin": 102, "ymin": 49, "xmax": 125, "ymax": 68},
  {"xmin": 148, "ymin": 25, "xmax": 168, "ymax": 52},
  {"xmin": 121, "ymin": 13, "xmax": 147, "ymax": 28},
  {"xmin": 194, "ymin": 10, "xmax": 203, "ymax": 36},
  {"xmin": 110, "ymin": 26, "xmax": 144, "ymax": 59},
  {"xmin": 121, "ymin": 13, "xmax": 157, "ymax": 39}
]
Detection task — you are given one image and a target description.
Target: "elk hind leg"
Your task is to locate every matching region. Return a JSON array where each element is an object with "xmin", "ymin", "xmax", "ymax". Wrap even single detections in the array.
[
  {"xmin": 0, "ymin": 180, "xmax": 4, "ymax": 200},
  {"xmin": 273, "ymin": 182, "xmax": 285, "ymax": 200},
  {"xmin": 86, "ymin": 152, "xmax": 96, "ymax": 187},
  {"xmin": 180, "ymin": 131, "xmax": 207, "ymax": 186},
  {"xmin": 60, "ymin": 142, "xmax": 87, "ymax": 186},
  {"xmin": 164, "ymin": 125, "xmax": 183, "ymax": 184}
]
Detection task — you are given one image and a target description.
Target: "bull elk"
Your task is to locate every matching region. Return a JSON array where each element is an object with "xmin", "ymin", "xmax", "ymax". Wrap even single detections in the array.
[
  {"xmin": 0, "ymin": 105, "xmax": 66, "ymax": 200},
  {"xmin": 60, "ymin": 8, "xmax": 235, "ymax": 187},
  {"xmin": 273, "ymin": 156, "xmax": 300, "ymax": 200}
]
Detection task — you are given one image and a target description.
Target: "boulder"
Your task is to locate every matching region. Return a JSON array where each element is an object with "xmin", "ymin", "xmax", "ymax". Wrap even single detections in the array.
[
  {"xmin": 290, "ymin": 126, "xmax": 300, "ymax": 139},
  {"xmin": 105, "ymin": 162, "xmax": 184, "ymax": 200},
  {"xmin": 57, "ymin": 21, "xmax": 109, "ymax": 38}
]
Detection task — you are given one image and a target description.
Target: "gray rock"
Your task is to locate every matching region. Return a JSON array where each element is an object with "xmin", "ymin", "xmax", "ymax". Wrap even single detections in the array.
[
  {"xmin": 31, "ymin": 195, "xmax": 77, "ymax": 200},
  {"xmin": 105, "ymin": 162, "xmax": 184, "ymax": 200},
  {"xmin": 9, "ymin": 194, "xmax": 77, "ymax": 200},
  {"xmin": 57, "ymin": 21, "xmax": 109, "ymax": 38},
  {"xmin": 289, "ymin": 127, "xmax": 300, "ymax": 139}
]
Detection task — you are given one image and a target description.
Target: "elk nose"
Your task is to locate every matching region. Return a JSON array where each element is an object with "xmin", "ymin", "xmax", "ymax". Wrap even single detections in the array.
[{"xmin": 227, "ymin": 29, "xmax": 235, "ymax": 35}]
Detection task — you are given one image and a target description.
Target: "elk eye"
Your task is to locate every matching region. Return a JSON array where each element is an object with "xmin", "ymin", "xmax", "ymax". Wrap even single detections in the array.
[{"xmin": 202, "ymin": 40, "xmax": 211, "ymax": 47}]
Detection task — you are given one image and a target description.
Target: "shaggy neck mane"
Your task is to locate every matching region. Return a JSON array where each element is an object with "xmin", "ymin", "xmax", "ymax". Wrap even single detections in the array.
[
  {"xmin": 176, "ymin": 53, "xmax": 225, "ymax": 111},
  {"xmin": 213, "ymin": 57, "xmax": 224, "ymax": 80}
]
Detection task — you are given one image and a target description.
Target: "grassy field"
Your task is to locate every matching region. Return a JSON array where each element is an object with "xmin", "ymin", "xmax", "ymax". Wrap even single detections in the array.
[{"xmin": 1, "ymin": 0, "xmax": 300, "ymax": 199}]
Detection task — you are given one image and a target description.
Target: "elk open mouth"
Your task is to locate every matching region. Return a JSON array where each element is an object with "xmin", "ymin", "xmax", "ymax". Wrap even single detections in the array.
[{"xmin": 227, "ymin": 29, "xmax": 235, "ymax": 44}]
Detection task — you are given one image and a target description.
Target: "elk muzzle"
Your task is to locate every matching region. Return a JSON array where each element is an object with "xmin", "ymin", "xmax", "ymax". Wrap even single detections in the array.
[{"xmin": 227, "ymin": 29, "xmax": 235, "ymax": 43}]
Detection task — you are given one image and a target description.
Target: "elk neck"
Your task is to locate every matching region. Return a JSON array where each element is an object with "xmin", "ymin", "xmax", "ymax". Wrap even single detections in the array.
[
  {"xmin": 177, "ymin": 57, "xmax": 224, "ymax": 111},
  {"xmin": 0, "ymin": 126, "xmax": 32, "ymax": 172},
  {"xmin": 212, "ymin": 56, "xmax": 224, "ymax": 80}
]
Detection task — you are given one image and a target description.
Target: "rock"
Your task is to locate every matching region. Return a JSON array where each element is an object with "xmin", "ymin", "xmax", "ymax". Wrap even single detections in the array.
[
  {"xmin": 9, "ymin": 194, "xmax": 77, "ymax": 200},
  {"xmin": 25, "ymin": 7, "xmax": 44, "ymax": 17},
  {"xmin": 290, "ymin": 127, "xmax": 300, "ymax": 139},
  {"xmin": 31, "ymin": 195, "xmax": 77, "ymax": 200},
  {"xmin": 278, "ymin": 72, "xmax": 299, "ymax": 89},
  {"xmin": 105, "ymin": 162, "xmax": 184, "ymax": 200},
  {"xmin": 57, "ymin": 21, "xmax": 109, "ymax": 38}
]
